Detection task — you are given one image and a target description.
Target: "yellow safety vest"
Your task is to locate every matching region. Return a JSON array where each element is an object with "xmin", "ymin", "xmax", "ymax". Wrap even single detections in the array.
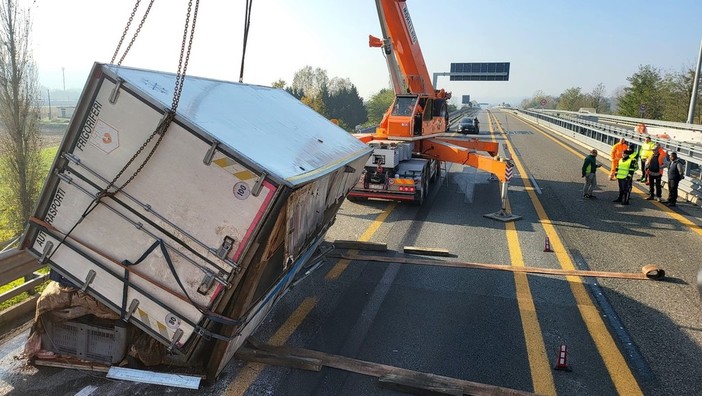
[
  {"xmin": 640, "ymin": 141, "xmax": 656, "ymax": 159},
  {"xmin": 616, "ymin": 157, "xmax": 636, "ymax": 179}
]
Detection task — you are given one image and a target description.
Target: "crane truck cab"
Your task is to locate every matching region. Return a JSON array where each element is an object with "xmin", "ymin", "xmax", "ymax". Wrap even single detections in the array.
[{"xmin": 383, "ymin": 95, "xmax": 449, "ymax": 139}]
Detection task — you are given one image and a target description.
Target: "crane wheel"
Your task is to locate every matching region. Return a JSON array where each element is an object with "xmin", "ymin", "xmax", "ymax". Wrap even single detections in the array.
[{"xmin": 641, "ymin": 264, "xmax": 665, "ymax": 280}]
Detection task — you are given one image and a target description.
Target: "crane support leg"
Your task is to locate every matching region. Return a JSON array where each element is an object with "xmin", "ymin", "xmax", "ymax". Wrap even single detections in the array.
[
  {"xmin": 484, "ymin": 180, "xmax": 522, "ymax": 222},
  {"xmin": 417, "ymin": 139, "xmax": 520, "ymax": 222},
  {"xmin": 421, "ymin": 138, "xmax": 508, "ymax": 181},
  {"xmin": 434, "ymin": 137, "xmax": 500, "ymax": 157}
]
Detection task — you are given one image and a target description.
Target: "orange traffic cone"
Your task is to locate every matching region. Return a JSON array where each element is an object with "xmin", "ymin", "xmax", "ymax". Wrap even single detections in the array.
[
  {"xmin": 544, "ymin": 236, "xmax": 553, "ymax": 252},
  {"xmin": 554, "ymin": 344, "xmax": 571, "ymax": 371}
]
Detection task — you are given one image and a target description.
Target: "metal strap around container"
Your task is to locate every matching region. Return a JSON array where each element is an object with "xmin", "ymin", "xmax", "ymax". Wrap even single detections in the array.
[{"xmin": 121, "ymin": 239, "xmax": 243, "ymax": 327}]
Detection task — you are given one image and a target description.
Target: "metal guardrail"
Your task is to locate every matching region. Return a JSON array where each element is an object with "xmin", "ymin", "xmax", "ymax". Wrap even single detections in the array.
[
  {"xmin": 515, "ymin": 109, "xmax": 702, "ymax": 203},
  {"xmin": 0, "ymin": 249, "xmax": 45, "ymax": 302},
  {"xmin": 0, "ymin": 249, "xmax": 46, "ymax": 332},
  {"xmin": 534, "ymin": 108, "xmax": 702, "ymax": 133}
]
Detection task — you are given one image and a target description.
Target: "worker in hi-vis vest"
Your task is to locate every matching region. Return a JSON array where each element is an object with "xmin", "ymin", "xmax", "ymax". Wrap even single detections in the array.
[
  {"xmin": 613, "ymin": 149, "xmax": 638, "ymax": 205},
  {"xmin": 610, "ymin": 137, "xmax": 629, "ymax": 180},
  {"xmin": 639, "ymin": 136, "xmax": 656, "ymax": 182}
]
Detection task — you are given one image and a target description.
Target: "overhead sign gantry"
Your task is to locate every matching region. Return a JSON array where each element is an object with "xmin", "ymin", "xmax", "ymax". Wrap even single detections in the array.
[{"xmin": 432, "ymin": 62, "xmax": 511, "ymax": 87}]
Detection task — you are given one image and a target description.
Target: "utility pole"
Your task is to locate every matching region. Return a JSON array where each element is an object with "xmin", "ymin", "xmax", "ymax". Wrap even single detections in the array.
[
  {"xmin": 62, "ymin": 66, "xmax": 65, "ymax": 92},
  {"xmin": 47, "ymin": 89, "xmax": 51, "ymax": 120},
  {"xmin": 687, "ymin": 38, "xmax": 702, "ymax": 124}
]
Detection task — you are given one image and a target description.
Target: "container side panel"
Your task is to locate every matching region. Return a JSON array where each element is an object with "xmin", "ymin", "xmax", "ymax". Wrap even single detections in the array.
[
  {"xmin": 27, "ymin": 70, "xmax": 278, "ymax": 350},
  {"xmin": 32, "ymin": 227, "xmax": 199, "ymax": 346}
]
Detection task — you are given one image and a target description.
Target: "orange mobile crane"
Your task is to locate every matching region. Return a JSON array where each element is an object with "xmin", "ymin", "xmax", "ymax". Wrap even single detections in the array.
[{"xmin": 349, "ymin": 0, "xmax": 511, "ymax": 206}]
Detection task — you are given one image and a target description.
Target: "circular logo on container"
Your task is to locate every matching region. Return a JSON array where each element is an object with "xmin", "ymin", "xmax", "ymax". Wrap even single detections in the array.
[
  {"xmin": 388, "ymin": 179, "xmax": 395, "ymax": 185},
  {"xmin": 233, "ymin": 181, "xmax": 251, "ymax": 200},
  {"xmin": 165, "ymin": 313, "xmax": 181, "ymax": 330},
  {"xmin": 90, "ymin": 119, "xmax": 120, "ymax": 154}
]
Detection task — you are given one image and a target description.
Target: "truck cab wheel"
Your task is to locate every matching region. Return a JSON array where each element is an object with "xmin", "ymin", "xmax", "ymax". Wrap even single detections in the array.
[{"xmin": 415, "ymin": 171, "xmax": 429, "ymax": 205}]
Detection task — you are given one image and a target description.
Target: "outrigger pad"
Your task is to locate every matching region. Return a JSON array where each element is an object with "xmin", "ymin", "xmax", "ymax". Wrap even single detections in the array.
[{"xmin": 483, "ymin": 210, "xmax": 522, "ymax": 222}]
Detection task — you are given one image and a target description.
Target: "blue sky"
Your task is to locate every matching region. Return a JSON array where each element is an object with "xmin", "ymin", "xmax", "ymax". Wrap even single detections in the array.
[{"xmin": 29, "ymin": 0, "xmax": 702, "ymax": 106}]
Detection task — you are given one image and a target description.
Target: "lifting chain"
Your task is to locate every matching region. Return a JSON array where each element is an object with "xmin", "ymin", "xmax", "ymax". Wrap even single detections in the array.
[
  {"xmin": 106, "ymin": 0, "xmax": 200, "ymax": 197},
  {"xmin": 171, "ymin": 0, "xmax": 199, "ymax": 112},
  {"xmin": 111, "ymin": 0, "xmax": 155, "ymax": 65},
  {"xmin": 47, "ymin": 1, "xmax": 200, "ymax": 264},
  {"xmin": 239, "ymin": 0, "xmax": 253, "ymax": 83}
]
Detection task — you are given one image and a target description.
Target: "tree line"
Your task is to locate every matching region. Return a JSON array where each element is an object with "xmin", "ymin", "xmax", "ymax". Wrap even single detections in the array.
[
  {"xmin": 273, "ymin": 66, "xmax": 390, "ymax": 131},
  {"xmin": 0, "ymin": 1, "xmax": 41, "ymax": 244},
  {"xmin": 520, "ymin": 65, "xmax": 702, "ymax": 123}
]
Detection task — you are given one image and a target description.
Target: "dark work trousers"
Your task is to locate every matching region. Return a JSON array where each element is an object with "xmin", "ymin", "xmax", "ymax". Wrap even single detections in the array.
[
  {"xmin": 583, "ymin": 173, "xmax": 596, "ymax": 196},
  {"xmin": 648, "ymin": 174, "xmax": 662, "ymax": 198},
  {"xmin": 640, "ymin": 158, "xmax": 648, "ymax": 180},
  {"xmin": 618, "ymin": 177, "xmax": 633, "ymax": 203},
  {"xmin": 668, "ymin": 178, "xmax": 680, "ymax": 204}
]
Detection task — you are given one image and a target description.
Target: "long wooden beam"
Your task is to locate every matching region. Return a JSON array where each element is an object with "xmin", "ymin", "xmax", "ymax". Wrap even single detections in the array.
[
  {"xmin": 237, "ymin": 339, "xmax": 534, "ymax": 396},
  {"xmin": 330, "ymin": 253, "xmax": 666, "ymax": 281}
]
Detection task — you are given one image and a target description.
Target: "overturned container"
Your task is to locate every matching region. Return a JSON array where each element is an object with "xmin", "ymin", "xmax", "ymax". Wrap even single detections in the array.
[{"xmin": 21, "ymin": 63, "xmax": 372, "ymax": 378}]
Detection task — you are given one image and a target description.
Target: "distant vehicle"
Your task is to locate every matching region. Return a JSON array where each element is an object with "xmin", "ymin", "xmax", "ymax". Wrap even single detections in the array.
[{"xmin": 459, "ymin": 118, "xmax": 478, "ymax": 134}]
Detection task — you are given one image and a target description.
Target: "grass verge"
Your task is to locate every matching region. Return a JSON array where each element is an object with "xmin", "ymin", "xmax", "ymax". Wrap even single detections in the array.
[{"xmin": 1, "ymin": 145, "xmax": 59, "ymax": 309}]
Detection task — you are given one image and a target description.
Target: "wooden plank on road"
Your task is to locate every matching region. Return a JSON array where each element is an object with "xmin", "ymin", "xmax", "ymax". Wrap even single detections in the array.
[
  {"xmin": 331, "ymin": 253, "xmax": 666, "ymax": 281},
  {"xmin": 235, "ymin": 346, "xmax": 323, "ymax": 372},
  {"xmin": 332, "ymin": 240, "xmax": 387, "ymax": 251},
  {"xmin": 240, "ymin": 339, "xmax": 534, "ymax": 396},
  {"xmin": 379, "ymin": 373, "xmax": 463, "ymax": 396},
  {"xmin": 34, "ymin": 357, "xmax": 110, "ymax": 373},
  {"xmin": 403, "ymin": 246, "xmax": 451, "ymax": 257}
]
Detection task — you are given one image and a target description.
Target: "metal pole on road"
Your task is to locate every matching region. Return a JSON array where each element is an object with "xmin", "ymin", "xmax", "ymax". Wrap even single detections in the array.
[
  {"xmin": 687, "ymin": 38, "xmax": 702, "ymax": 124},
  {"xmin": 483, "ymin": 160, "xmax": 521, "ymax": 222}
]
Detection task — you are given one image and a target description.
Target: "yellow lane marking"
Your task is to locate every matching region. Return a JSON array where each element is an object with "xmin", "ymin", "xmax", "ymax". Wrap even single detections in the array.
[
  {"xmin": 229, "ymin": 201, "xmax": 397, "ymax": 393},
  {"xmin": 520, "ymin": 117, "xmax": 702, "ymax": 237},
  {"xmin": 487, "ymin": 113, "xmax": 497, "ymax": 143},
  {"xmin": 506, "ymin": 204, "xmax": 556, "ymax": 395},
  {"xmin": 225, "ymin": 298, "xmax": 318, "ymax": 395},
  {"xmin": 326, "ymin": 202, "xmax": 397, "ymax": 280},
  {"xmin": 494, "ymin": 111, "xmax": 643, "ymax": 395},
  {"xmin": 489, "ymin": 113, "xmax": 556, "ymax": 395}
]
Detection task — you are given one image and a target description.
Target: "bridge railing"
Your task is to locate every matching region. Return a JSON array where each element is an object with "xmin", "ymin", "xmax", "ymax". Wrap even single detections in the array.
[
  {"xmin": 515, "ymin": 109, "xmax": 702, "ymax": 204},
  {"xmin": 0, "ymin": 248, "xmax": 46, "ymax": 332}
]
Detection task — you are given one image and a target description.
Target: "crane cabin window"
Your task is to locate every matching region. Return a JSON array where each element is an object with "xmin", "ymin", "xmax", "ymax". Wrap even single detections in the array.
[{"xmin": 392, "ymin": 96, "xmax": 418, "ymax": 116}]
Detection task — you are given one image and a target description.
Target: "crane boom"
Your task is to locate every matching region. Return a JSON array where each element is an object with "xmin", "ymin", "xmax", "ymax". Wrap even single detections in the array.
[
  {"xmin": 372, "ymin": 0, "xmax": 433, "ymax": 95},
  {"xmin": 350, "ymin": 0, "xmax": 512, "ymax": 206},
  {"xmin": 370, "ymin": 0, "xmax": 450, "ymax": 139}
]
